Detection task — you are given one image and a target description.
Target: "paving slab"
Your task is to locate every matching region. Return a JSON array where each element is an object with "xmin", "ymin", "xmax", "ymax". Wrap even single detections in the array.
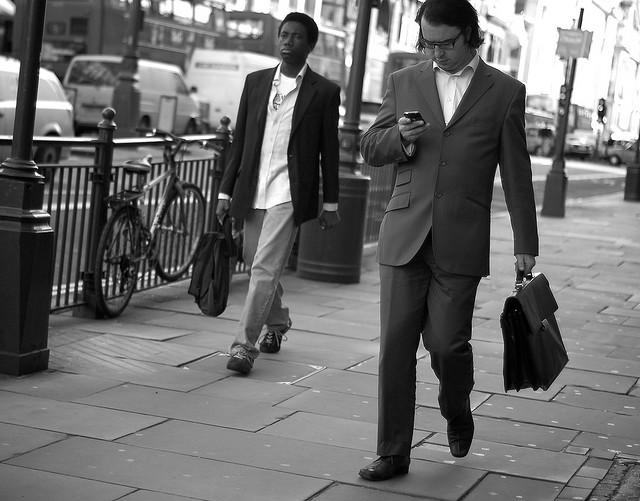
[
  {"xmin": 76, "ymin": 320, "xmax": 195, "ymax": 341},
  {"xmin": 554, "ymin": 386, "xmax": 640, "ymax": 416},
  {"xmin": 0, "ymin": 371, "xmax": 119, "ymax": 401},
  {"xmin": 120, "ymin": 419, "xmax": 382, "ymax": 483},
  {"xmin": 294, "ymin": 367, "xmax": 379, "ymax": 398},
  {"xmin": 478, "ymin": 394, "xmax": 640, "ymax": 440},
  {"xmin": 416, "ymin": 434, "xmax": 586, "ymax": 483},
  {"xmin": 570, "ymin": 431, "xmax": 640, "ymax": 457},
  {"xmin": 192, "ymin": 376, "xmax": 306, "ymax": 405},
  {"xmin": 553, "ymin": 367, "xmax": 637, "ymax": 394},
  {"xmin": 49, "ymin": 347, "xmax": 224, "ymax": 392},
  {"xmin": 277, "ymin": 387, "xmax": 379, "ymax": 423},
  {"xmin": 472, "ymin": 415, "xmax": 578, "ymax": 451},
  {"xmin": 461, "ymin": 473, "xmax": 562, "ymax": 501},
  {"xmin": 311, "ymin": 484, "xmax": 436, "ymax": 500},
  {"xmin": 76, "ymin": 383, "xmax": 293, "ymax": 431},
  {"xmin": 7, "ymin": 437, "xmax": 331, "ymax": 501},
  {"xmin": 0, "ymin": 423, "xmax": 66, "ymax": 461},
  {"xmin": 352, "ymin": 460, "xmax": 486, "ymax": 501},
  {"xmin": 0, "ymin": 391, "xmax": 164, "ymax": 440},
  {"xmin": 0, "ymin": 463, "xmax": 135, "ymax": 501},
  {"xmin": 260, "ymin": 410, "xmax": 379, "ymax": 451},
  {"xmin": 119, "ymin": 491, "xmax": 204, "ymax": 501},
  {"xmin": 187, "ymin": 352, "xmax": 325, "ymax": 384}
]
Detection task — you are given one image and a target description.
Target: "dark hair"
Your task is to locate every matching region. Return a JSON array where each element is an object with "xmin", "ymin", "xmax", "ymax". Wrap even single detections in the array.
[
  {"xmin": 278, "ymin": 12, "xmax": 319, "ymax": 47},
  {"xmin": 414, "ymin": 0, "xmax": 484, "ymax": 52}
]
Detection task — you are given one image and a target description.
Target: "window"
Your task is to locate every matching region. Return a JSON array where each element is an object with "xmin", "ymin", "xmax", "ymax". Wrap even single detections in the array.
[
  {"xmin": 68, "ymin": 61, "xmax": 120, "ymax": 86},
  {"xmin": 70, "ymin": 18, "xmax": 88, "ymax": 36}
]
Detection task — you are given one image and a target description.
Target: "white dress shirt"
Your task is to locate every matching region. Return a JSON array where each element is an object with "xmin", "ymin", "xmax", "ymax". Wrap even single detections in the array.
[
  {"xmin": 434, "ymin": 53, "xmax": 479, "ymax": 125},
  {"xmin": 252, "ymin": 64, "xmax": 305, "ymax": 209}
]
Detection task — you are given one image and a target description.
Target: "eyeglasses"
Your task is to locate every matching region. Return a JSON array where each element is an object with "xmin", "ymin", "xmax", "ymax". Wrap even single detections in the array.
[{"xmin": 418, "ymin": 30, "xmax": 463, "ymax": 50}]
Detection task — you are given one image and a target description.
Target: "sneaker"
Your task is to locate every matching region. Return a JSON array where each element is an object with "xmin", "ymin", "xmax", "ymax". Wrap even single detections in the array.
[
  {"xmin": 226, "ymin": 348, "xmax": 254, "ymax": 374},
  {"xmin": 259, "ymin": 319, "xmax": 292, "ymax": 354}
]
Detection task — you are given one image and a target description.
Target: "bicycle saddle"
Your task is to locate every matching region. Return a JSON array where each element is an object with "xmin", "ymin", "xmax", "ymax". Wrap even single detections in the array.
[{"xmin": 122, "ymin": 155, "xmax": 152, "ymax": 175}]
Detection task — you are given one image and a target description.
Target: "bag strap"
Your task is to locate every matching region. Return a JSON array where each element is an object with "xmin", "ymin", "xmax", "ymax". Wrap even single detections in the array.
[{"xmin": 219, "ymin": 214, "xmax": 237, "ymax": 257}]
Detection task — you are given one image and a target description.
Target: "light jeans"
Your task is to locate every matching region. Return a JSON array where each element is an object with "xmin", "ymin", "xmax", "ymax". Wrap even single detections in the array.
[{"xmin": 229, "ymin": 202, "xmax": 297, "ymax": 357}]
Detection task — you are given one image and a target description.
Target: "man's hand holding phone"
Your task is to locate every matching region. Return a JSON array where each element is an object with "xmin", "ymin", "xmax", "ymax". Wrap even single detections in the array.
[{"xmin": 399, "ymin": 110, "xmax": 429, "ymax": 144}]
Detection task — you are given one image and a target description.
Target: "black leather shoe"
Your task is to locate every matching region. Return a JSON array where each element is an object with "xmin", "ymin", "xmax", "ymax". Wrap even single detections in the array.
[
  {"xmin": 358, "ymin": 455, "xmax": 410, "ymax": 481},
  {"xmin": 447, "ymin": 399, "xmax": 474, "ymax": 458}
]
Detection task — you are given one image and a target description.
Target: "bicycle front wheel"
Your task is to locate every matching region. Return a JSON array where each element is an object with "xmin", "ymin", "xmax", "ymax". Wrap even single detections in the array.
[
  {"xmin": 95, "ymin": 206, "xmax": 140, "ymax": 318},
  {"xmin": 155, "ymin": 182, "xmax": 206, "ymax": 281}
]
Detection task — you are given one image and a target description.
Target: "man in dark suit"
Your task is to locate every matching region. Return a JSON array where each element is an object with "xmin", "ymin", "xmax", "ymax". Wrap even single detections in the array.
[
  {"xmin": 358, "ymin": 0, "xmax": 539, "ymax": 481},
  {"xmin": 216, "ymin": 12, "xmax": 341, "ymax": 375}
]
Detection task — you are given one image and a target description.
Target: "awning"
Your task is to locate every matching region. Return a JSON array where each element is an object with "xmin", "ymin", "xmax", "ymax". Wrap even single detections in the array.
[{"xmin": 0, "ymin": 0, "xmax": 15, "ymax": 17}]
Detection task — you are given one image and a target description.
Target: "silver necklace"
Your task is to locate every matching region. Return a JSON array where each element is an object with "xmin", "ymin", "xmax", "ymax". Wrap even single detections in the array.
[{"xmin": 273, "ymin": 79, "xmax": 284, "ymax": 110}]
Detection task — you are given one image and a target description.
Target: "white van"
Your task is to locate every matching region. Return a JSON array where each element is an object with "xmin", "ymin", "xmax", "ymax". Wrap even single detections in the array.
[
  {"xmin": 63, "ymin": 55, "xmax": 201, "ymax": 135},
  {"xmin": 186, "ymin": 49, "xmax": 279, "ymax": 129}
]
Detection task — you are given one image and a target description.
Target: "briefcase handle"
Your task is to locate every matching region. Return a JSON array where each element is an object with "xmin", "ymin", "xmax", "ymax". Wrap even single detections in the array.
[{"xmin": 515, "ymin": 269, "xmax": 533, "ymax": 292}]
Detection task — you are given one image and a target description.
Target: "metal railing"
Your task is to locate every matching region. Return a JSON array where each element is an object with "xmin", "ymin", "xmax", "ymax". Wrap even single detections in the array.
[
  {"xmin": 1, "ymin": 110, "xmax": 232, "ymax": 314},
  {"xmin": 1, "ymin": 120, "xmax": 394, "ymax": 315}
]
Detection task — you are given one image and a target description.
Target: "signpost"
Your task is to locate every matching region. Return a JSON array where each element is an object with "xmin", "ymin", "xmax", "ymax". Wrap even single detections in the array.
[{"xmin": 541, "ymin": 9, "xmax": 589, "ymax": 218}]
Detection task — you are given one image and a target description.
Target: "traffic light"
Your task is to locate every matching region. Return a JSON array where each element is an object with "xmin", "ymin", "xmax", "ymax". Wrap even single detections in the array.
[
  {"xmin": 558, "ymin": 84, "xmax": 568, "ymax": 116},
  {"xmin": 597, "ymin": 98, "xmax": 607, "ymax": 123}
]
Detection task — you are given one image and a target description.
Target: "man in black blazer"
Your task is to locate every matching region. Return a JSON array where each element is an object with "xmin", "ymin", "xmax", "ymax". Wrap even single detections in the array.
[{"xmin": 217, "ymin": 12, "xmax": 341, "ymax": 375}]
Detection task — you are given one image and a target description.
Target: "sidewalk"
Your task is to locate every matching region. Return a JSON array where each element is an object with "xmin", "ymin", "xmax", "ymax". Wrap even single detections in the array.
[{"xmin": 1, "ymin": 192, "xmax": 639, "ymax": 501}]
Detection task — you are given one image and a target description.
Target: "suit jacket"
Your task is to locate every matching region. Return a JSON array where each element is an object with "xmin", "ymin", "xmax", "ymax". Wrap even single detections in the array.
[
  {"xmin": 360, "ymin": 58, "xmax": 538, "ymax": 277},
  {"xmin": 220, "ymin": 66, "xmax": 341, "ymax": 226}
]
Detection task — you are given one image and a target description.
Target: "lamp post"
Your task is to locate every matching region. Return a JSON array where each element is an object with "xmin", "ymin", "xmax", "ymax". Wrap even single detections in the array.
[
  {"xmin": 296, "ymin": 0, "xmax": 374, "ymax": 284},
  {"xmin": 112, "ymin": 0, "xmax": 142, "ymax": 137},
  {"xmin": 541, "ymin": 8, "xmax": 584, "ymax": 218},
  {"xmin": 623, "ymin": 120, "xmax": 640, "ymax": 201},
  {"xmin": 0, "ymin": 0, "xmax": 53, "ymax": 375}
]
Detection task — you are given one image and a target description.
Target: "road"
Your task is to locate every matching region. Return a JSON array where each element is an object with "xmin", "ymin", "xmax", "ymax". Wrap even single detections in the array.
[{"xmin": 492, "ymin": 155, "xmax": 627, "ymax": 212}]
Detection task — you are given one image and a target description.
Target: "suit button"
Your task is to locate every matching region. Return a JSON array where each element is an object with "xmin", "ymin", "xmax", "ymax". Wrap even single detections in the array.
[
  {"xmin": 435, "ymin": 192, "xmax": 442, "ymax": 198},
  {"xmin": 444, "ymin": 131, "xmax": 451, "ymax": 137},
  {"xmin": 439, "ymin": 161, "xmax": 446, "ymax": 166}
]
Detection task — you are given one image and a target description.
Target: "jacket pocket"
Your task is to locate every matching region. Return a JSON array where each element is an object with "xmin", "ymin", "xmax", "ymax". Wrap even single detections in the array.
[
  {"xmin": 386, "ymin": 192, "xmax": 410, "ymax": 212},
  {"xmin": 395, "ymin": 169, "xmax": 411, "ymax": 186}
]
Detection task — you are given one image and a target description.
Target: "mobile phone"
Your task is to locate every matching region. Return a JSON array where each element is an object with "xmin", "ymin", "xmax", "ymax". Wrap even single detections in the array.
[{"xmin": 403, "ymin": 111, "xmax": 424, "ymax": 122}]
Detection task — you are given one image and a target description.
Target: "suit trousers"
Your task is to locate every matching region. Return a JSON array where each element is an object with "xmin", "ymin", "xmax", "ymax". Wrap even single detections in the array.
[
  {"xmin": 377, "ymin": 234, "xmax": 481, "ymax": 456},
  {"xmin": 230, "ymin": 202, "xmax": 297, "ymax": 357}
]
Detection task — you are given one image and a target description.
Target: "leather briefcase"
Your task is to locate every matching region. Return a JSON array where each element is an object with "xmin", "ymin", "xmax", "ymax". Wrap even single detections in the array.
[{"xmin": 500, "ymin": 272, "xmax": 568, "ymax": 392}]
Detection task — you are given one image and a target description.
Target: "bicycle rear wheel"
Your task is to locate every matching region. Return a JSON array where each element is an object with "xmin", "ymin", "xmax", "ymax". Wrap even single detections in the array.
[
  {"xmin": 95, "ymin": 206, "xmax": 140, "ymax": 318},
  {"xmin": 155, "ymin": 182, "xmax": 206, "ymax": 281}
]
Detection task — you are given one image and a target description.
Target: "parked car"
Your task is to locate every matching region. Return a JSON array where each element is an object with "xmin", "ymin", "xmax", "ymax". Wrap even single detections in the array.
[
  {"xmin": 64, "ymin": 55, "xmax": 201, "ymax": 135},
  {"xmin": 526, "ymin": 125, "xmax": 555, "ymax": 156},
  {"xmin": 0, "ymin": 56, "xmax": 74, "ymax": 163},
  {"xmin": 605, "ymin": 140, "xmax": 638, "ymax": 166},
  {"xmin": 565, "ymin": 129, "xmax": 597, "ymax": 159}
]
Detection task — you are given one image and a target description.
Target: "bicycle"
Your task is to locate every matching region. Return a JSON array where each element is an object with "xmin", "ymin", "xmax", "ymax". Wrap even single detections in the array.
[{"xmin": 94, "ymin": 127, "xmax": 218, "ymax": 318}]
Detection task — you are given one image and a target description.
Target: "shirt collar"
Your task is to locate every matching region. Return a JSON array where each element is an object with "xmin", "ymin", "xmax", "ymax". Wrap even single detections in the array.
[
  {"xmin": 433, "ymin": 53, "xmax": 479, "ymax": 77},
  {"xmin": 274, "ymin": 63, "xmax": 308, "ymax": 84}
]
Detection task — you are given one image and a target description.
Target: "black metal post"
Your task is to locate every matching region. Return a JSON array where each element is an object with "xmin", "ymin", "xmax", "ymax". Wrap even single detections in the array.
[
  {"xmin": 80, "ymin": 108, "xmax": 117, "ymax": 318},
  {"xmin": 541, "ymin": 8, "xmax": 584, "ymax": 218},
  {"xmin": 112, "ymin": 0, "xmax": 142, "ymax": 137},
  {"xmin": 0, "ymin": 0, "xmax": 53, "ymax": 375},
  {"xmin": 623, "ymin": 121, "xmax": 640, "ymax": 201},
  {"xmin": 296, "ymin": 0, "xmax": 373, "ymax": 284}
]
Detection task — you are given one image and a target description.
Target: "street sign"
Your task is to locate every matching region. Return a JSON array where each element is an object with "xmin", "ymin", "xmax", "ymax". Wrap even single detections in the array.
[{"xmin": 556, "ymin": 28, "xmax": 593, "ymax": 59}]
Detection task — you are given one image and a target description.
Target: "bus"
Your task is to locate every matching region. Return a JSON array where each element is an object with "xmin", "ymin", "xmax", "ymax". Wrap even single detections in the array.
[
  {"xmin": 12, "ymin": 0, "xmax": 227, "ymax": 79},
  {"xmin": 220, "ymin": 11, "xmax": 347, "ymax": 89},
  {"xmin": 383, "ymin": 51, "xmax": 430, "ymax": 83}
]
